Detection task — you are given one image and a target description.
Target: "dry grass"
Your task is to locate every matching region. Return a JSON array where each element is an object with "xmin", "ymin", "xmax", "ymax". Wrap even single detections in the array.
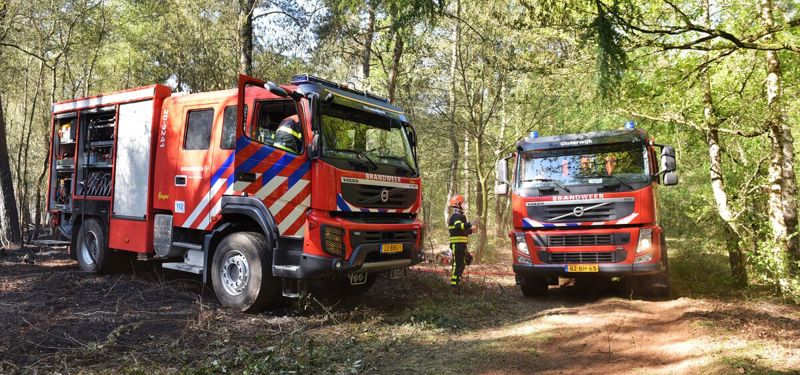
[{"xmin": 1, "ymin": 247, "xmax": 799, "ymax": 374}]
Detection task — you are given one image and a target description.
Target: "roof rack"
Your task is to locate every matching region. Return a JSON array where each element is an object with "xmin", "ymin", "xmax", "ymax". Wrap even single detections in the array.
[{"xmin": 291, "ymin": 74, "xmax": 390, "ymax": 103}]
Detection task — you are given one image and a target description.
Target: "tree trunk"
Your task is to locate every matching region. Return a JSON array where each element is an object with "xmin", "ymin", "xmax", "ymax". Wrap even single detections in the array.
[
  {"xmin": 0, "ymin": 92, "xmax": 22, "ymax": 244},
  {"xmin": 444, "ymin": 1, "xmax": 461, "ymax": 225},
  {"xmin": 362, "ymin": 1, "xmax": 376, "ymax": 80},
  {"xmin": 494, "ymin": 80, "xmax": 509, "ymax": 238},
  {"xmin": 702, "ymin": 0, "xmax": 747, "ymax": 287},
  {"xmin": 386, "ymin": 33, "xmax": 404, "ymax": 103},
  {"xmin": 238, "ymin": 0, "xmax": 256, "ymax": 75},
  {"xmin": 760, "ymin": 0, "xmax": 800, "ymax": 274},
  {"xmin": 473, "ymin": 139, "xmax": 489, "ymax": 263}
]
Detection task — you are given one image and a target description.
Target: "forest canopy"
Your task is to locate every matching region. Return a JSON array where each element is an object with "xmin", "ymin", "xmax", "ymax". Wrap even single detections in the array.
[{"xmin": 1, "ymin": 0, "xmax": 800, "ymax": 301}]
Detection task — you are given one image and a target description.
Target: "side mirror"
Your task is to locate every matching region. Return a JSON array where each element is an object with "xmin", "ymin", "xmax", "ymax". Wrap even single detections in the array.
[
  {"xmin": 495, "ymin": 158, "xmax": 509, "ymax": 196},
  {"xmin": 406, "ymin": 125, "xmax": 417, "ymax": 148},
  {"xmin": 661, "ymin": 146, "xmax": 676, "ymax": 173},
  {"xmin": 309, "ymin": 132, "xmax": 321, "ymax": 159},
  {"xmin": 496, "ymin": 159, "xmax": 509, "ymax": 184},
  {"xmin": 663, "ymin": 171, "xmax": 679, "ymax": 186},
  {"xmin": 266, "ymin": 81, "xmax": 289, "ymax": 98}
]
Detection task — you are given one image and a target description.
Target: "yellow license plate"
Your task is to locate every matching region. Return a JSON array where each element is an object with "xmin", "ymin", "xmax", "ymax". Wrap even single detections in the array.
[
  {"xmin": 566, "ymin": 264, "xmax": 599, "ymax": 272},
  {"xmin": 381, "ymin": 243, "xmax": 403, "ymax": 254}
]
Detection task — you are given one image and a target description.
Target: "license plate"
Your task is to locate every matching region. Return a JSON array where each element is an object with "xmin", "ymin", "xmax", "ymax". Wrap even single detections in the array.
[
  {"xmin": 566, "ymin": 264, "xmax": 599, "ymax": 272},
  {"xmin": 381, "ymin": 243, "xmax": 403, "ymax": 254}
]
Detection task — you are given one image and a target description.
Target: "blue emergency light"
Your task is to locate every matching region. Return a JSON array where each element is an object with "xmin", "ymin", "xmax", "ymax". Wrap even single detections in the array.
[
  {"xmin": 625, "ymin": 120, "xmax": 636, "ymax": 129},
  {"xmin": 530, "ymin": 131, "xmax": 539, "ymax": 138}
]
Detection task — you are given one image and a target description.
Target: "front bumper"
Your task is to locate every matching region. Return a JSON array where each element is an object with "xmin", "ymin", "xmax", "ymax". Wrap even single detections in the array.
[
  {"xmin": 513, "ymin": 262, "xmax": 664, "ymax": 278},
  {"xmin": 287, "ymin": 242, "xmax": 424, "ymax": 279}
]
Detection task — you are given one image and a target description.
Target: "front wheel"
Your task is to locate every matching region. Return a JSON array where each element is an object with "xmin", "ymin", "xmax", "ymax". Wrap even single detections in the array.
[{"xmin": 211, "ymin": 232, "xmax": 280, "ymax": 312}]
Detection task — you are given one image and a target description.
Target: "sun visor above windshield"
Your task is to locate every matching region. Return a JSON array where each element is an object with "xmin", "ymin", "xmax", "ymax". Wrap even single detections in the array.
[
  {"xmin": 517, "ymin": 129, "xmax": 648, "ymax": 152},
  {"xmin": 323, "ymin": 87, "xmax": 409, "ymax": 124}
]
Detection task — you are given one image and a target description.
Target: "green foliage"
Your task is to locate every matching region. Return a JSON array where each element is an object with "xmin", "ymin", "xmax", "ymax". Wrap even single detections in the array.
[{"xmin": 1, "ymin": 0, "xmax": 799, "ymax": 300}]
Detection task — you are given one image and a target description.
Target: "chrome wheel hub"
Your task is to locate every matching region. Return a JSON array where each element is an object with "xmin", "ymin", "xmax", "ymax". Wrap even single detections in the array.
[
  {"xmin": 80, "ymin": 232, "xmax": 98, "ymax": 266},
  {"xmin": 220, "ymin": 250, "xmax": 249, "ymax": 296}
]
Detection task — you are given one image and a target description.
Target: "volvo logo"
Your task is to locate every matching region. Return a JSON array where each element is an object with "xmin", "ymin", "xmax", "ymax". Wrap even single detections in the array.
[
  {"xmin": 380, "ymin": 189, "xmax": 389, "ymax": 202},
  {"xmin": 572, "ymin": 206, "xmax": 585, "ymax": 217}
]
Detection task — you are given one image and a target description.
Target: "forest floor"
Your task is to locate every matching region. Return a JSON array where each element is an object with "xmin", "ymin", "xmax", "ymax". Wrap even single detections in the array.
[{"xmin": 1, "ymin": 245, "xmax": 799, "ymax": 375}]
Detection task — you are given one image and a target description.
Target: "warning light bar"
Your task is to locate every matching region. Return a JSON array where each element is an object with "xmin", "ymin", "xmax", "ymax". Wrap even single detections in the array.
[{"xmin": 291, "ymin": 74, "xmax": 390, "ymax": 103}]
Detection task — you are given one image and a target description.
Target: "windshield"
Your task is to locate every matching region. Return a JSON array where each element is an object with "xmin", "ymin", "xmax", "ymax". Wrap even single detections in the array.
[
  {"xmin": 320, "ymin": 103, "xmax": 417, "ymax": 176},
  {"xmin": 518, "ymin": 142, "xmax": 649, "ymax": 188}
]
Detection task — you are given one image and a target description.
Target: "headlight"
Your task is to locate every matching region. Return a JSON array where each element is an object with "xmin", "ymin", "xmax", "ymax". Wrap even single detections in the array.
[
  {"xmin": 637, "ymin": 228, "xmax": 653, "ymax": 253},
  {"xmin": 515, "ymin": 233, "xmax": 529, "ymax": 255},
  {"xmin": 516, "ymin": 255, "xmax": 532, "ymax": 265},
  {"xmin": 321, "ymin": 225, "xmax": 345, "ymax": 257},
  {"xmin": 634, "ymin": 254, "xmax": 652, "ymax": 263}
]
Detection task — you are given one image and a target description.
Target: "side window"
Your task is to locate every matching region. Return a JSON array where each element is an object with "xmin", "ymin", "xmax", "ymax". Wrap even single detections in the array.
[
  {"xmin": 184, "ymin": 109, "xmax": 214, "ymax": 150},
  {"xmin": 221, "ymin": 105, "xmax": 247, "ymax": 150},
  {"xmin": 250, "ymin": 100, "xmax": 301, "ymax": 154}
]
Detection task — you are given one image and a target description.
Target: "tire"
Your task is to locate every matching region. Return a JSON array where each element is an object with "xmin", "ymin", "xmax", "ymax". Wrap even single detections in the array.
[
  {"xmin": 648, "ymin": 241, "xmax": 672, "ymax": 298},
  {"xmin": 211, "ymin": 232, "xmax": 280, "ymax": 312},
  {"xmin": 75, "ymin": 218, "xmax": 125, "ymax": 274},
  {"xmin": 520, "ymin": 276, "xmax": 548, "ymax": 297}
]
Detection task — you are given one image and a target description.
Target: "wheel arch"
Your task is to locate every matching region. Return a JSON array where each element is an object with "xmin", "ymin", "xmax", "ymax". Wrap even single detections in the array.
[{"xmin": 202, "ymin": 196, "xmax": 280, "ymax": 284}]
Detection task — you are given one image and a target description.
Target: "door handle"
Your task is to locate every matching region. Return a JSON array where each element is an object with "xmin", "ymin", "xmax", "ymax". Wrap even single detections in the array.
[
  {"xmin": 237, "ymin": 172, "xmax": 256, "ymax": 182},
  {"xmin": 175, "ymin": 175, "xmax": 187, "ymax": 186}
]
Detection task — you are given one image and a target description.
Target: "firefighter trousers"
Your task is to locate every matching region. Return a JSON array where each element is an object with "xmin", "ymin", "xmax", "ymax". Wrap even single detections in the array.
[{"xmin": 450, "ymin": 243, "xmax": 467, "ymax": 286}]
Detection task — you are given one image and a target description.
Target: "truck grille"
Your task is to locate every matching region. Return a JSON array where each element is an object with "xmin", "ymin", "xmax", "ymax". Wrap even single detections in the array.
[
  {"xmin": 349, "ymin": 230, "xmax": 416, "ymax": 247},
  {"xmin": 526, "ymin": 199, "xmax": 635, "ymax": 223},
  {"xmin": 350, "ymin": 230, "xmax": 416, "ymax": 262},
  {"xmin": 341, "ymin": 183, "xmax": 417, "ymax": 209},
  {"xmin": 549, "ymin": 252, "xmax": 617, "ymax": 263},
  {"xmin": 544, "ymin": 204, "xmax": 615, "ymax": 222},
  {"xmin": 548, "ymin": 234, "xmax": 614, "ymax": 246}
]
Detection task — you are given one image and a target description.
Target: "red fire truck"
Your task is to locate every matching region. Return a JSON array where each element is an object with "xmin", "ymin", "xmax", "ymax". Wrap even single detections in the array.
[
  {"xmin": 48, "ymin": 74, "xmax": 424, "ymax": 311},
  {"xmin": 495, "ymin": 125, "xmax": 678, "ymax": 297}
]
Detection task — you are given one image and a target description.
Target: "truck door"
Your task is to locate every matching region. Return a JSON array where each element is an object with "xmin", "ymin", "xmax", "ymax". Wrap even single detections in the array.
[
  {"xmin": 171, "ymin": 103, "xmax": 219, "ymax": 230},
  {"xmin": 233, "ymin": 75, "xmax": 312, "ymax": 238}
]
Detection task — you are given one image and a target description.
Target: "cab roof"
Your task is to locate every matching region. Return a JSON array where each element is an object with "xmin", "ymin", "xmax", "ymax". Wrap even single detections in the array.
[{"xmin": 517, "ymin": 129, "xmax": 649, "ymax": 152}]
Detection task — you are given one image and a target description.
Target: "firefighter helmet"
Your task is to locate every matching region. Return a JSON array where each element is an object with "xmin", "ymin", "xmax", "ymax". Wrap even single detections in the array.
[{"xmin": 449, "ymin": 195, "xmax": 465, "ymax": 208}]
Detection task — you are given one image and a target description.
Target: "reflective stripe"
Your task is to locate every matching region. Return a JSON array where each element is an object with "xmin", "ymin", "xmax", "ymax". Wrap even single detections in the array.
[
  {"xmin": 277, "ymin": 125, "xmax": 301, "ymax": 139},
  {"xmin": 273, "ymin": 142, "xmax": 294, "ymax": 153},
  {"xmin": 449, "ymin": 236, "xmax": 468, "ymax": 243}
]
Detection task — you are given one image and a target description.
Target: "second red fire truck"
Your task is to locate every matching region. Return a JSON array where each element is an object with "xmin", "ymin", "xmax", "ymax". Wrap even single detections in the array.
[
  {"xmin": 48, "ymin": 74, "xmax": 424, "ymax": 311},
  {"xmin": 496, "ymin": 124, "xmax": 678, "ymax": 297}
]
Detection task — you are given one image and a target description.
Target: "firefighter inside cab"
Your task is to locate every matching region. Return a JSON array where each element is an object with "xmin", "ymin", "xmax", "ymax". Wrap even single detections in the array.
[
  {"xmin": 274, "ymin": 114, "xmax": 302, "ymax": 153},
  {"xmin": 448, "ymin": 195, "xmax": 476, "ymax": 288}
]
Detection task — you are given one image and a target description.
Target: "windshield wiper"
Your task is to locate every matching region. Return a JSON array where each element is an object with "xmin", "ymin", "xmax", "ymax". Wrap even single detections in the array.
[
  {"xmin": 588, "ymin": 174, "xmax": 634, "ymax": 190},
  {"xmin": 531, "ymin": 177, "xmax": 571, "ymax": 193},
  {"xmin": 377, "ymin": 155, "xmax": 417, "ymax": 175},
  {"xmin": 328, "ymin": 149, "xmax": 378, "ymax": 170}
]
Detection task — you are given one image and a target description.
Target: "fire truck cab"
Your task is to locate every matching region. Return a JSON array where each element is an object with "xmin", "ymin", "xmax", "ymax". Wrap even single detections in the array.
[
  {"xmin": 48, "ymin": 74, "xmax": 424, "ymax": 311},
  {"xmin": 496, "ymin": 125, "xmax": 678, "ymax": 297}
]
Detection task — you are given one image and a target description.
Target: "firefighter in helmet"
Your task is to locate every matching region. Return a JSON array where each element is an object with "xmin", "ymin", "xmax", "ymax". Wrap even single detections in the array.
[
  {"xmin": 448, "ymin": 195, "xmax": 475, "ymax": 288},
  {"xmin": 274, "ymin": 114, "xmax": 302, "ymax": 153}
]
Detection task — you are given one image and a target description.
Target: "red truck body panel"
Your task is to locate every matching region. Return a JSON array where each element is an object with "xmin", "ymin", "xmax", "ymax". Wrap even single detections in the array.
[{"xmin": 49, "ymin": 77, "xmax": 422, "ymax": 274}]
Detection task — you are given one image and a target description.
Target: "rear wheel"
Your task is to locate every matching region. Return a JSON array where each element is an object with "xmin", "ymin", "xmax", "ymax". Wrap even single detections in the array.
[
  {"xmin": 520, "ymin": 276, "xmax": 548, "ymax": 297},
  {"xmin": 75, "ymin": 218, "xmax": 129, "ymax": 273},
  {"xmin": 211, "ymin": 232, "xmax": 280, "ymax": 312}
]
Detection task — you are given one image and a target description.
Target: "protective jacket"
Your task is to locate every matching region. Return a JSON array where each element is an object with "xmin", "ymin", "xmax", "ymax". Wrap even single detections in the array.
[
  {"xmin": 448, "ymin": 208, "xmax": 472, "ymax": 286},
  {"xmin": 274, "ymin": 115, "xmax": 302, "ymax": 153},
  {"xmin": 448, "ymin": 209, "xmax": 472, "ymax": 244}
]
